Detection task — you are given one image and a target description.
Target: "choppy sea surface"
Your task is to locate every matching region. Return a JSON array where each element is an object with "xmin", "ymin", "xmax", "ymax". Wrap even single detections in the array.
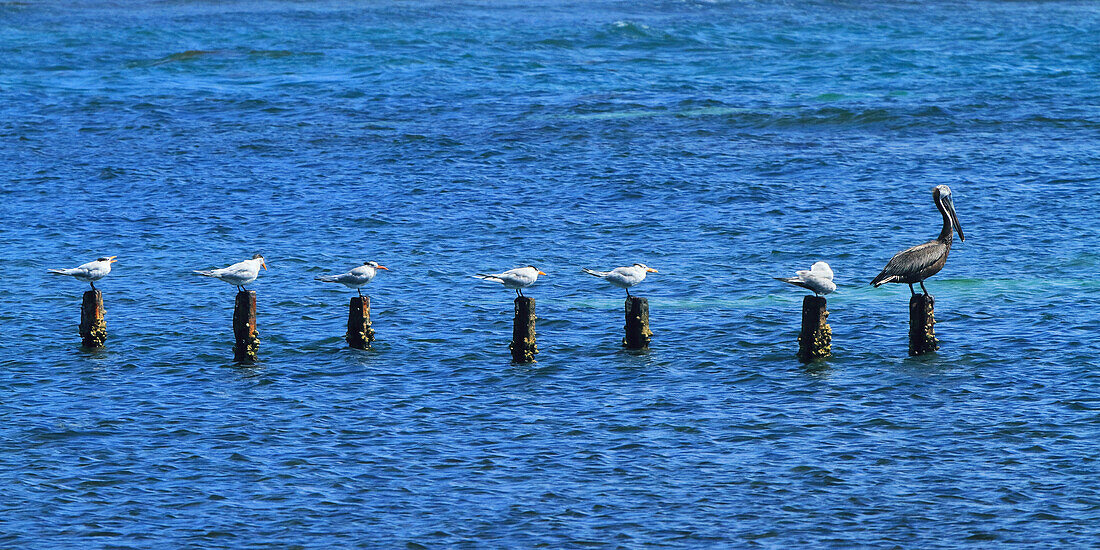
[{"xmin": 3, "ymin": 1, "xmax": 1100, "ymax": 547}]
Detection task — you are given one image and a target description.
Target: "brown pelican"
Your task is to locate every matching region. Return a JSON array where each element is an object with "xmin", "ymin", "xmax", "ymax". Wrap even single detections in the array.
[{"xmin": 871, "ymin": 185, "xmax": 964, "ymax": 295}]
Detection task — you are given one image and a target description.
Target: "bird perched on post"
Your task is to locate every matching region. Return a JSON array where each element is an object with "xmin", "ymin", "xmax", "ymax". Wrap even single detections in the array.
[
  {"xmin": 473, "ymin": 266, "xmax": 546, "ymax": 297},
  {"xmin": 48, "ymin": 256, "xmax": 118, "ymax": 290},
  {"xmin": 582, "ymin": 263, "xmax": 658, "ymax": 297},
  {"xmin": 194, "ymin": 254, "xmax": 267, "ymax": 292},
  {"xmin": 871, "ymin": 185, "xmax": 964, "ymax": 295},
  {"xmin": 775, "ymin": 261, "xmax": 835, "ymax": 296},
  {"xmin": 315, "ymin": 261, "xmax": 389, "ymax": 297}
]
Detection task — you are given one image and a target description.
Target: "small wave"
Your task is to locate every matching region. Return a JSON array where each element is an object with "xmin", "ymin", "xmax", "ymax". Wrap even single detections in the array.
[
  {"xmin": 556, "ymin": 101, "xmax": 934, "ymax": 128},
  {"xmin": 98, "ymin": 167, "xmax": 124, "ymax": 180},
  {"xmin": 151, "ymin": 49, "xmax": 229, "ymax": 66},
  {"xmin": 609, "ymin": 20, "xmax": 652, "ymax": 37},
  {"xmin": 128, "ymin": 49, "xmax": 321, "ymax": 68},
  {"xmin": 589, "ymin": 20, "xmax": 706, "ymax": 50}
]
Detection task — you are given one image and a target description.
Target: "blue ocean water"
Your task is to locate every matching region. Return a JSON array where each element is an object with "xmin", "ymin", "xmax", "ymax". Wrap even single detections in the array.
[{"xmin": 3, "ymin": 0, "xmax": 1100, "ymax": 546}]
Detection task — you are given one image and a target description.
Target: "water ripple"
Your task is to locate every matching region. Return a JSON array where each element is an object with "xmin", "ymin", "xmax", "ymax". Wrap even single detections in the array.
[{"xmin": 3, "ymin": 0, "xmax": 1100, "ymax": 547}]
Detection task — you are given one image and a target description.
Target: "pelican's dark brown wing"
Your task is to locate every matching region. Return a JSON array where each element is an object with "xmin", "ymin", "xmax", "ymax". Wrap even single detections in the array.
[{"xmin": 870, "ymin": 240, "xmax": 949, "ymax": 286}]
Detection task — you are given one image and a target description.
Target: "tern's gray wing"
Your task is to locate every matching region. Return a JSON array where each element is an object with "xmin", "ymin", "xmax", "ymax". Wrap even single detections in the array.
[{"xmin": 775, "ymin": 276, "xmax": 812, "ymax": 291}]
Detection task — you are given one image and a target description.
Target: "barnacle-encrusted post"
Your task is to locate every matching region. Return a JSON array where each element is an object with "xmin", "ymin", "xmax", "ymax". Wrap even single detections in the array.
[
  {"xmin": 908, "ymin": 293, "xmax": 939, "ymax": 356},
  {"xmin": 797, "ymin": 295, "xmax": 831, "ymax": 362},
  {"xmin": 79, "ymin": 289, "xmax": 107, "ymax": 348},
  {"xmin": 233, "ymin": 290, "xmax": 260, "ymax": 363},
  {"xmin": 623, "ymin": 296, "xmax": 652, "ymax": 349},
  {"xmin": 510, "ymin": 296, "xmax": 537, "ymax": 363},
  {"xmin": 346, "ymin": 295, "xmax": 375, "ymax": 350}
]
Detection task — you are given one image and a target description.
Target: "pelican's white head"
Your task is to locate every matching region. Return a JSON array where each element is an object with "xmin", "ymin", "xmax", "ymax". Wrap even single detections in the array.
[{"xmin": 932, "ymin": 185, "xmax": 964, "ymax": 242}]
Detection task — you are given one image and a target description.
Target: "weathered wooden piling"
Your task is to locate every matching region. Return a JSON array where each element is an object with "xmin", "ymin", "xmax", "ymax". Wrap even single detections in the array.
[
  {"xmin": 908, "ymin": 293, "xmax": 939, "ymax": 356},
  {"xmin": 509, "ymin": 296, "xmax": 537, "ymax": 363},
  {"xmin": 346, "ymin": 296, "xmax": 375, "ymax": 349},
  {"xmin": 79, "ymin": 289, "xmax": 107, "ymax": 348},
  {"xmin": 623, "ymin": 296, "xmax": 652, "ymax": 349},
  {"xmin": 797, "ymin": 295, "xmax": 831, "ymax": 362},
  {"xmin": 233, "ymin": 290, "xmax": 259, "ymax": 363}
]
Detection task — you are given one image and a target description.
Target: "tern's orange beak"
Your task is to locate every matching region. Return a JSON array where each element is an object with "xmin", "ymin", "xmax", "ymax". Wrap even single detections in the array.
[
  {"xmin": 109, "ymin": 256, "xmax": 118, "ymax": 263},
  {"xmin": 376, "ymin": 265, "xmax": 390, "ymax": 271},
  {"xmin": 537, "ymin": 270, "xmax": 547, "ymax": 276},
  {"xmin": 645, "ymin": 267, "xmax": 658, "ymax": 273},
  {"xmin": 261, "ymin": 260, "xmax": 268, "ymax": 271}
]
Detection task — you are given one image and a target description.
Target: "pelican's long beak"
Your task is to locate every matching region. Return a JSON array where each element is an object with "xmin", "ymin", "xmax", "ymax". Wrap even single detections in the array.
[
  {"xmin": 944, "ymin": 195, "xmax": 964, "ymax": 242},
  {"xmin": 108, "ymin": 256, "xmax": 118, "ymax": 263},
  {"xmin": 261, "ymin": 259, "xmax": 268, "ymax": 270},
  {"xmin": 537, "ymin": 270, "xmax": 547, "ymax": 276},
  {"xmin": 645, "ymin": 267, "xmax": 658, "ymax": 273},
  {"xmin": 376, "ymin": 265, "xmax": 390, "ymax": 271}
]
